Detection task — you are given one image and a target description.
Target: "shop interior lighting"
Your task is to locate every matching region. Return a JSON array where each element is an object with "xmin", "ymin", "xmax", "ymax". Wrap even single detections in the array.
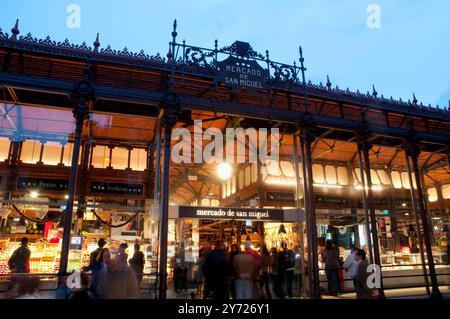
[{"xmin": 30, "ymin": 191, "xmax": 39, "ymax": 199}]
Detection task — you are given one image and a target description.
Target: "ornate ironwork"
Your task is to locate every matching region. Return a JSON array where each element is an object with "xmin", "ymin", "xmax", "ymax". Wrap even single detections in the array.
[{"xmin": 0, "ymin": 20, "xmax": 449, "ymax": 118}]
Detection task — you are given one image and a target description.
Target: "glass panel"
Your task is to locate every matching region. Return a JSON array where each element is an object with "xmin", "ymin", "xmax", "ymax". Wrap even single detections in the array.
[
  {"xmin": 62, "ymin": 142, "xmax": 81, "ymax": 166},
  {"xmin": 210, "ymin": 199, "xmax": 219, "ymax": 207},
  {"xmin": 222, "ymin": 183, "xmax": 226, "ymax": 199},
  {"xmin": 245, "ymin": 166, "xmax": 251, "ymax": 187},
  {"xmin": 238, "ymin": 170, "xmax": 244, "ymax": 190},
  {"xmin": 130, "ymin": 148, "xmax": 147, "ymax": 171},
  {"xmin": 377, "ymin": 169, "xmax": 391, "ymax": 185},
  {"xmin": 91, "ymin": 145, "xmax": 110, "ymax": 168},
  {"xmin": 201, "ymin": 198, "xmax": 210, "ymax": 206},
  {"xmin": 325, "ymin": 166, "xmax": 337, "ymax": 184},
  {"xmin": 427, "ymin": 188, "xmax": 438, "ymax": 202},
  {"xmin": 442, "ymin": 184, "xmax": 450, "ymax": 199},
  {"xmin": 227, "ymin": 178, "xmax": 232, "ymax": 196},
  {"xmin": 370, "ymin": 169, "xmax": 380, "ymax": 185},
  {"xmin": 391, "ymin": 171, "xmax": 403, "ymax": 189},
  {"xmin": 280, "ymin": 161, "xmax": 295, "ymax": 178},
  {"xmin": 251, "ymin": 163, "xmax": 258, "ymax": 183},
  {"xmin": 20, "ymin": 140, "xmax": 42, "ymax": 164},
  {"xmin": 231, "ymin": 175, "xmax": 236, "ymax": 194},
  {"xmin": 0, "ymin": 137, "xmax": 10, "ymax": 161},
  {"xmin": 353, "ymin": 168, "xmax": 361, "ymax": 184},
  {"xmin": 401, "ymin": 172, "xmax": 410, "ymax": 189},
  {"xmin": 111, "ymin": 147, "xmax": 129, "ymax": 170},
  {"xmin": 41, "ymin": 141, "xmax": 62, "ymax": 166},
  {"xmin": 312, "ymin": 164, "xmax": 325, "ymax": 184},
  {"xmin": 337, "ymin": 167, "xmax": 349, "ymax": 185},
  {"xmin": 265, "ymin": 159, "xmax": 282, "ymax": 176}
]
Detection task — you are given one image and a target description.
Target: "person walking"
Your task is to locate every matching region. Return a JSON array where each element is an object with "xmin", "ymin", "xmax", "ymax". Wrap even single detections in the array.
[
  {"xmin": 82, "ymin": 238, "xmax": 110, "ymax": 299},
  {"xmin": 129, "ymin": 243, "xmax": 145, "ymax": 289},
  {"xmin": 321, "ymin": 239, "xmax": 340, "ymax": 296},
  {"xmin": 354, "ymin": 249, "xmax": 379, "ymax": 299},
  {"xmin": 233, "ymin": 245, "xmax": 255, "ymax": 299},
  {"xmin": 8, "ymin": 237, "xmax": 31, "ymax": 274},
  {"xmin": 343, "ymin": 246, "xmax": 359, "ymax": 291}
]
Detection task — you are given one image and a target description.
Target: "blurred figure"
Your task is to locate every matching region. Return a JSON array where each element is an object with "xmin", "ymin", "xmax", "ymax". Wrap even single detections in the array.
[
  {"xmin": 204, "ymin": 241, "xmax": 230, "ymax": 300},
  {"xmin": 259, "ymin": 244, "xmax": 271, "ymax": 299},
  {"xmin": 8, "ymin": 237, "xmax": 31, "ymax": 273},
  {"xmin": 321, "ymin": 239, "xmax": 339, "ymax": 296},
  {"xmin": 173, "ymin": 246, "xmax": 188, "ymax": 293},
  {"xmin": 244, "ymin": 241, "xmax": 262, "ymax": 298},
  {"xmin": 14, "ymin": 276, "xmax": 43, "ymax": 299},
  {"xmin": 279, "ymin": 242, "xmax": 295, "ymax": 298},
  {"xmin": 83, "ymin": 238, "xmax": 110, "ymax": 299},
  {"xmin": 233, "ymin": 244, "xmax": 254, "ymax": 299},
  {"xmin": 55, "ymin": 274, "xmax": 72, "ymax": 299},
  {"xmin": 129, "ymin": 243, "xmax": 145, "ymax": 288},
  {"xmin": 343, "ymin": 246, "xmax": 359, "ymax": 291},
  {"xmin": 354, "ymin": 249, "xmax": 378, "ymax": 299},
  {"xmin": 270, "ymin": 247, "xmax": 283, "ymax": 298},
  {"xmin": 106, "ymin": 243, "xmax": 139, "ymax": 299},
  {"xmin": 70, "ymin": 272, "xmax": 91, "ymax": 300},
  {"xmin": 196, "ymin": 247, "xmax": 208, "ymax": 298},
  {"xmin": 229, "ymin": 244, "xmax": 240, "ymax": 299}
]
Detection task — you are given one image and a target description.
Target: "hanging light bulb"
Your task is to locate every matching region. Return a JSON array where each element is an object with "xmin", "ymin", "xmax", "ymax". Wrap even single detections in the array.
[{"xmin": 217, "ymin": 162, "xmax": 232, "ymax": 180}]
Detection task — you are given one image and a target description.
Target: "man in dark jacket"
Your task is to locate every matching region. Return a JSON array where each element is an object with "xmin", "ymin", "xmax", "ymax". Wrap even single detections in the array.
[
  {"xmin": 8, "ymin": 237, "xmax": 31, "ymax": 273},
  {"xmin": 203, "ymin": 241, "xmax": 230, "ymax": 299}
]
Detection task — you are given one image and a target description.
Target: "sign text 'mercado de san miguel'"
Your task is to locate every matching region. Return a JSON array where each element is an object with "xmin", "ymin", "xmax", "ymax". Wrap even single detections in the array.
[
  {"xmin": 216, "ymin": 56, "xmax": 269, "ymax": 90},
  {"xmin": 178, "ymin": 206, "xmax": 284, "ymax": 221}
]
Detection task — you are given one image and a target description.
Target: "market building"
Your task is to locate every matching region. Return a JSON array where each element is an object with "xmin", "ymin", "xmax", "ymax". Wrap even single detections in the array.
[{"xmin": 0, "ymin": 20, "xmax": 449, "ymax": 298}]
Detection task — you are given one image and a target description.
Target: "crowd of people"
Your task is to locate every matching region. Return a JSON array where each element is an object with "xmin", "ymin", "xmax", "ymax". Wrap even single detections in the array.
[
  {"xmin": 321, "ymin": 239, "xmax": 379, "ymax": 299},
  {"xmin": 173, "ymin": 240, "xmax": 301, "ymax": 300},
  {"xmin": 5, "ymin": 237, "xmax": 146, "ymax": 299},
  {"xmin": 5, "ymin": 236, "xmax": 381, "ymax": 299}
]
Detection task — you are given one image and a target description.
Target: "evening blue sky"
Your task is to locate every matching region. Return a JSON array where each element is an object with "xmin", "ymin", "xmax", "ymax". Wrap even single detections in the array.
[{"xmin": 1, "ymin": 0, "xmax": 449, "ymax": 108}]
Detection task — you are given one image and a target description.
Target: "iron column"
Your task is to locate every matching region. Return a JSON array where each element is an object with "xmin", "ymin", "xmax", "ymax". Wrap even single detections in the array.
[
  {"xmin": 404, "ymin": 148, "xmax": 430, "ymax": 295},
  {"xmin": 360, "ymin": 139, "xmax": 385, "ymax": 298},
  {"xmin": 406, "ymin": 142, "xmax": 442, "ymax": 299},
  {"xmin": 158, "ymin": 93, "xmax": 179, "ymax": 299},
  {"xmin": 59, "ymin": 91, "xmax": 90, "ymax": 275}
]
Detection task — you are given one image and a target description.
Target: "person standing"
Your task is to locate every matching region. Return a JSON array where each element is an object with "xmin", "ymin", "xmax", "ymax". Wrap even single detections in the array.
[
  {"xmin": 8, "ymin": 237, "xmax": 31, "ymax": 273},
  {"xmin": 321, "ymin": 239, "xmax": 339, "ymax": 296},
  {"xmin": 343, "ymin": 246, "xmax": 359, "ymax": 291},
  {"xmin": 354, "ymin": 249, "xmax": 378, "ymax": 299},
  {"xmin": 278, "ymin": 242, "xmax": 295, "ymax": 298},
  {"xmin": 129, "ymin": 243, "xmax": 145, "ymax": 288},
  {"xmin": 204, "ymin": 241, "xmax": 230, "ymax": 299},
  {"xmin": 83, "ymin": 238, "xmax": 110, "ymax": 299},
  {"xmin": 233, "ymin": 245, "xmax": 255, "ymax": 299}
]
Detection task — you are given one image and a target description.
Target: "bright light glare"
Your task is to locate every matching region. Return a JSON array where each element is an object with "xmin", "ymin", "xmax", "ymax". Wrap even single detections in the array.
[
  {"xmin": 30, "ymin": 191, "xmax": 38, "ymax": 199},
  {"xmin": 217, "ymin": 163, "xmax": 232, "ymax": 180}
]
